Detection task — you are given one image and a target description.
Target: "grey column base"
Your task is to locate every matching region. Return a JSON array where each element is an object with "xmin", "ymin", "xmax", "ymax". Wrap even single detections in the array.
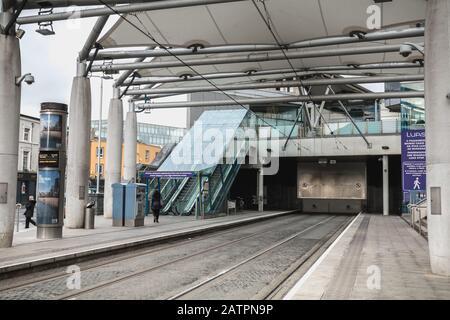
[
  {"xmin": 125, "ymin": 218, "xmax": 144, "ymax": 228},
  {"xmin": 37, "ymin": 226, "xmax": 63, "ymax": 239}
]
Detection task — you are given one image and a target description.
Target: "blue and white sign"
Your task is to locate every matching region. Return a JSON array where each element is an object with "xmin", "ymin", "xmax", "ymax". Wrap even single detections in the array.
[
  {"xmin": 401, "ymin": 129, "xmax": 426, "ymax": 191},
  {"xmin": 143, "ymin": 171, "xmax": 195, "ymax": 179}
]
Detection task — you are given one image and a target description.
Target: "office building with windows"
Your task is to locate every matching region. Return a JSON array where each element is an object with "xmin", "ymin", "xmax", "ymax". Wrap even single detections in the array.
[
  {"xmin": 91, "ymin": 121, "xmax": 186, "ymax": 147},
  {"xmin": 89, "ymin": 138, "xmax": 161, "ymax": 192}
]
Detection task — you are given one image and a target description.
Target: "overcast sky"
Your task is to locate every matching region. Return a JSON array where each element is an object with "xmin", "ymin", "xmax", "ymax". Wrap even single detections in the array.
[{"xmin": 20, "ymin": 15, "xmax": 188, "ymax": 128}]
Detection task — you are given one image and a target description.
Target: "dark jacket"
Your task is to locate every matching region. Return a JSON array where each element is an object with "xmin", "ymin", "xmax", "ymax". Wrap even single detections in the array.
[
  {"xmin": 24, "ymin": 200, "xmax": 36, "ymax": 218},
  {"xmin": 151, "ymin": 191, "xmax": 162, "ymax": 212}
]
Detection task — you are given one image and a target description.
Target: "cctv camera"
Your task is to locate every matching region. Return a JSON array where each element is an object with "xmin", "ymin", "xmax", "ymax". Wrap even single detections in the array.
[
  {"xmin": 399, "ymin": 44, "xmax": 413, "ymax": 58},
  {"xmin": 24, "ymin": 74, "xmax": 35, "ymax": 85}
]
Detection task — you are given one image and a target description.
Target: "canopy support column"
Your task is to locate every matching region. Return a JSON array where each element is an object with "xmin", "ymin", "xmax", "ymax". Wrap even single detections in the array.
[
  {"xmin": 257, "ymin": 168, "xmax": 264, "ymax": 212},
  {"xmin": 382, "ymin": 155, "xmax": 389, "ymax": 216},
  {"xmin": 123, "ymin": 102, "xmax": 137, "ymax": 182},
  {"xmin": 65, "ymin": 62, "xmax": 92, "ymax": 228},
  {"xmin": 425, "ymin": 0, "xmax": 450, "ymax": 276},
  {"xmin": 104, "ymin": 87, "xmax": 123, "ymax": 219},
  {"xmin": 0, "ymin": 8, "xmax": 21, "ymax": 247}
]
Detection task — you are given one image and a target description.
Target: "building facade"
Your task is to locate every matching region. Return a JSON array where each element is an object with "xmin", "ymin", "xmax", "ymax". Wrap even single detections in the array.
[
  {"xmin": 89, "ymin": 138, "xmax": 161, "ymax": 191},
  {"xmin": 17, "ymin": 114, "xmax": 40, "ymax": 205},
  {"xmin": 91, "ymin": 120, "xmax": 186, "ymax": 147}
]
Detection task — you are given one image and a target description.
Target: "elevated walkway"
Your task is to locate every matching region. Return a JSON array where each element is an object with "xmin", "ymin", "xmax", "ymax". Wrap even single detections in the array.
[{"xmin": 284, "ymin": 214, "xmax": 450, "ymax": 300}]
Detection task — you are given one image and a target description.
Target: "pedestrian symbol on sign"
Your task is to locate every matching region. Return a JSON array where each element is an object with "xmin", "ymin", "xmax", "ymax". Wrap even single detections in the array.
[{"xmin": 413, "ymin": 177, "xmax": 421, "ymax": 190}]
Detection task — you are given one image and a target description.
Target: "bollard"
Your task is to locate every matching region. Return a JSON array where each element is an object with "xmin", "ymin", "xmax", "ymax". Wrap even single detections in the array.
[
  {"xmin": 85, "ymin": 201, "xmax": 96, "ymax": 229},
  {"xmin": 85, "ymin": 207, "xmax": 95, "ymax": 229},
  {"xmin": 16, "ymin": 203, "xmax": 21, "ymax": 232}
]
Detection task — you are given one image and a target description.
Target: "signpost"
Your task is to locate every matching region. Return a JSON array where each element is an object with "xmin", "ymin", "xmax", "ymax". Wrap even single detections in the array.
[
  {"xmin": 401, "ymin": 129, "xmax": 426, "ymax": 192},
  {"xmin": 143, "ymin": 171, "xmax": 195, "ymax": 179}
]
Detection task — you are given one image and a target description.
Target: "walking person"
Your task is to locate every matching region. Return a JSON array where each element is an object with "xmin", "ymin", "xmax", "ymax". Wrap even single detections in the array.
[
  {"xmin": 24, "ymin": 195, "xmax": 37, "ymax": 229},
  {"xmin": 151, "ymin": 190, "xmax": 162, "ymax": 223}
]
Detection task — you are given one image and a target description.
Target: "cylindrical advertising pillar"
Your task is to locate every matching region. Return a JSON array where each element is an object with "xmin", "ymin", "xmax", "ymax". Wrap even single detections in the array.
[{"xmin": 36, "ymin": 103, "xmax": 68, "ymax": 239}]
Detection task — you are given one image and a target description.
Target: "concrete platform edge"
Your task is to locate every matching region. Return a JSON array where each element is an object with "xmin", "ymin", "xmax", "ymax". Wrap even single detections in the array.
[{"xmin": 0, "ymin": 211, "xmax": 296, "ymax": 277}]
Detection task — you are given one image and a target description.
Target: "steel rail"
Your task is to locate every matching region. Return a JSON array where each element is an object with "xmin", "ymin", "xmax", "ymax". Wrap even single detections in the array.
[
  {"xmin": 0, "ymin": 214, "xmax": 303, "ymax": 293},
  {"xmin": 167, "ymin": 215, "xmax": 337, "ymax": 300},
  {"xmin": 55, "ymin": 215, "xmax": 314, "ymax": 300}
]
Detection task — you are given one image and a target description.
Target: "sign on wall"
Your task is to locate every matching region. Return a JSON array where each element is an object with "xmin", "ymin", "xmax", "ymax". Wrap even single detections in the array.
[
  {"xmin": 401, "ymin": 129, "xmax": 426, "ymax": 191},
  {"xmin": 297, "ymin": 162, "xmax": 367, "ymax": 200}
]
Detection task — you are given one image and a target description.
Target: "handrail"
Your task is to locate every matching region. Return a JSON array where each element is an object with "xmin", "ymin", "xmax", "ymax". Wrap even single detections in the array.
[
  {"xmin": 407, "ymin": 200, "xmax": 427, "ymax": 237},
  {"xmin": 162, "ymin": 177, "xmax": 189, "ymax": 213}
]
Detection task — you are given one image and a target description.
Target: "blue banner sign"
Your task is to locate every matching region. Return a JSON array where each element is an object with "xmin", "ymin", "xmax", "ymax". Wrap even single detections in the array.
[
  {"xmin": 143, "ymin": 171, "xmax": 195, "ymax": 179},
  {"xmin": 401, "ymin": 129, "xmax": 426, "ymax": 191}
]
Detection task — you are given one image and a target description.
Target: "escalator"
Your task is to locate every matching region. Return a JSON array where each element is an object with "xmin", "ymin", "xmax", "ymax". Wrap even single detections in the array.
[{"xmin": 154, "ymin": 109, "xmax": 255, "ymax": 216}]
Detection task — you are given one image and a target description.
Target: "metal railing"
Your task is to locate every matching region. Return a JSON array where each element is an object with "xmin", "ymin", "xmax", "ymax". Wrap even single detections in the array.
[
  {"xmin": 407, "ymin": 198, "xmax": 427, "ymax": 237},
  {"xmin": 259, "ymin": 118, "xmax": 402, "ymax": 140}
]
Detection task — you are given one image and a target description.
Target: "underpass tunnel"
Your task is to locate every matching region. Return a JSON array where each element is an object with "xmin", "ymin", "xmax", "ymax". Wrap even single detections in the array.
[{"xmin": 229, "ymin": 156, "xmax": 402, "ymax": 215}]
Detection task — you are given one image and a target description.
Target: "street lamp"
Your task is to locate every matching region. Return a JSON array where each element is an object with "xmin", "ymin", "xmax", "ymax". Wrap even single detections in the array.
[{"xmin": 90, "ymin": 74, "xmax": 113, "ymax": 194}]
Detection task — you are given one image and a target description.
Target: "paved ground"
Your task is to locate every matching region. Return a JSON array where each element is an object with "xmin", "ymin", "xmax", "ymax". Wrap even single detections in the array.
[
  {"xmin": 0, "ymin": 210, "xmax": 292, "ymax": 271},
  {"xmin": 12, "ymin": 208, "xmax": 35, "ymax": 234},
  {"xmin": 285, "ymin": 214, "xmax": 450, "ymax": 300},
  {"xmin": 0, "ymin": 213, "xmax": 350, "ymax": 300}
]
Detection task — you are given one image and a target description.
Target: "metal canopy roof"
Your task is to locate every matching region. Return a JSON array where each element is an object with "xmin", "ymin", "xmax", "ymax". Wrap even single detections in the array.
[
  {"xmin": 99, "ymin": 0, "xmax": 425, "ymax": 48},
  {"xmin": 93, "ymin": 0, "xmax": 425, "ymax": 96}
]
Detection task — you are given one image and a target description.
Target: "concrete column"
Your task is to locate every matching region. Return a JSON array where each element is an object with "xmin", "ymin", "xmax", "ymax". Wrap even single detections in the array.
[
  {"xmin": 257, "ymin": 168, "xmax": 264, "ymax": 212},
  {"xmin": 65, "ymin": 62, "xmax": 92, "ymax": 228},
  {"xmin": 123, "ymin": 103, "xmax": 137, "ymax": 182},
  {"xmin": 103, "ymin": 88, "xmax": 123, "ymax": 219},
  {"xmin": 425, "ymin": 0, "xmax": 450, "ymax": 276},
  {"xmin": 382, "ymin": 155, "xmax": 389, "ymax": 216},
  {"xmin": 0, "ymin": 11, "xmax": 21, "ymax": 247}
]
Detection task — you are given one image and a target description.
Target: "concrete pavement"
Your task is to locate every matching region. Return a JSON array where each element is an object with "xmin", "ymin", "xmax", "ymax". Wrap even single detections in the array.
[{"xmin": 285, "ymin": 214, "xmax": 450, "ymax": 300}]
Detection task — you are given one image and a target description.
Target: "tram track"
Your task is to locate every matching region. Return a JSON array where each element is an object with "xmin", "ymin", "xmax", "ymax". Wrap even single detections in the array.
[
  {"xmin": 0, "ymin": 213, "xmax": 308, "ymax": 297},
  {"xmin": 166, "ymin": 215, "xmax": 347, "ymax": 300},
  {"xmin": 56, "ymin": 214, "xmax": 322, "ymax": 300},
  {"xmin": 0, "ymin": 213, "xmax": 353, "ymax": 300}
]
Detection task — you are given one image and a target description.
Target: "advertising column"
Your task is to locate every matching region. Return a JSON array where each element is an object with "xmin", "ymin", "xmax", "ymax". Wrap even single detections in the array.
[{"xmin": 37, "ymin": 103, "xmax": 68, "ymax": 239}]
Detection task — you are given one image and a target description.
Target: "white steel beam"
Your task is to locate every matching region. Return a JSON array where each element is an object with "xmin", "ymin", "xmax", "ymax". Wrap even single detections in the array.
[
  {"xmin": 135, "ymin": 91, "xmax": 424, "ymax": 109},
  {"xmin": 90, "ymin": 44, "xmax": 423, "ymax": 72},
  {"xmin": 16, "ymin": 0, "xmax": 246, "ymax": 24},
  {"xmin": 124, "ymin": 74, "xmax": 424, "ymax": 96},
  {"xmin": 90, "ymin": 27, "xmax": 424, "ymax": 60}
]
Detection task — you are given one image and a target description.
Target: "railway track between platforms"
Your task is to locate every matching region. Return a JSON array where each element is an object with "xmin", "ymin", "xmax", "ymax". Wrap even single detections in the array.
[{"xmin": 0, "ymin": 213, "xmax": 355, "ymax": 300}]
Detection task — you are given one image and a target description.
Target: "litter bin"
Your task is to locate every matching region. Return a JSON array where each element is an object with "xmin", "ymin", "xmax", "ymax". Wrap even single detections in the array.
[{"xmin": 85, "ymin": 201, "xmax": 95, "ymax": 229}]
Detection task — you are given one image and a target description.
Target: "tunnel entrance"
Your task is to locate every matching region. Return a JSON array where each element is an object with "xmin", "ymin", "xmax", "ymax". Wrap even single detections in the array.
[{"xmin": 229, "ymin": 156, "xmax": 402, "ymax": 214}]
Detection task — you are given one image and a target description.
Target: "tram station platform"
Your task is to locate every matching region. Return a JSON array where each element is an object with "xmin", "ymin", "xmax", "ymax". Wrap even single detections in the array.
[
  {"xmin": 285, "ymin": 214, "xmax": 450, "ymax": 300},
  {"xmin": 0, "ymin": 210, "xmax": 293, "ymax": 277}
]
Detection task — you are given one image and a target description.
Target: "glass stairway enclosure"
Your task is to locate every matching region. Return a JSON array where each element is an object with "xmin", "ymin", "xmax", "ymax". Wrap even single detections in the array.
[{"xmin": 156, "ymin": 109, "xmax": 254, "ymax": 215}]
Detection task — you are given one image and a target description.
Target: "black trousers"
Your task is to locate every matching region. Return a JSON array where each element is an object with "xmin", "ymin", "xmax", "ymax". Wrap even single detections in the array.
[
  {"xmin": 152, "ymin": 209, "xmax": 160, "ymax": 222},
  {"xmin": 25, "ymin": 217, "xmax": 36, "ymax": 228}
]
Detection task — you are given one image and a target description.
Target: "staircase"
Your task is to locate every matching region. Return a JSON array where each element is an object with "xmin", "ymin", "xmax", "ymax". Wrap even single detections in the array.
[
  {"xmin": 170, "ymin": 177, "xmax": 198, "ymax": 215},
  {"xmin": 152, "ymin": 109, "xmax": 254, "ymax": 216}
]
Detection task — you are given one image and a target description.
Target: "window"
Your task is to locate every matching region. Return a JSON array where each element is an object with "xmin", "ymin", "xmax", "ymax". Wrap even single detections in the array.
[
  {"xmin": 23, "ymin": 127, "xmax": 31, "ymax": 142},
  {"xmin": 22, "ymin": 151, "xmax": 30, "ymax": 171},
  {"xmin": 95, "ymin": 164, "xmax": 104, "ymax": 175},
  {"xmin": 145, "ymin": 150, "xmax": 150, "ymax": 161},
  {"xmin": 96, "ymin": 147, "xmax": 104, "ymax": 158}
]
